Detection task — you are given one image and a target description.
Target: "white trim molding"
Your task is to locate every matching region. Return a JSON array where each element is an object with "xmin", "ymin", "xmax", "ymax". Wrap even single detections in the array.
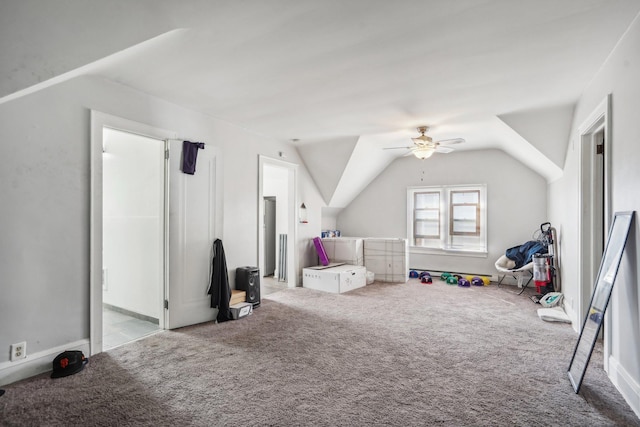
[
  {"xmin": 576, "ymin": 94, "xmax": 612, "ymax": 366},
  {"xmin": 258, "ymin": 155, "xmax": 299, "ymax": 288},
  {"xmin": 608, "ymin": 356, "xmax": 640, "ymax": 419},
  {"xmin": 90, "ymin": 110, "xmax": 176, "ymax": 355}
]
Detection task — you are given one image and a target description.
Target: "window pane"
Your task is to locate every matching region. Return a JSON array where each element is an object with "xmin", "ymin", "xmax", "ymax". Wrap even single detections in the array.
[
  {"xmin": 414, "ymin": 237, "xmax": 440, "ymax": 248},
  {"xmin": 415, "ymin": 192, "xmax": 439, "ymax": 209},
  {"xmin": 415, "ymin": 210, "xmax": 438, "ymax": 220},
  {"xmin": 452, "ymin": 205, "xmax": 478, "ymax": 234},
  {"xmin": 415, "ymin": 237, "xmax": 429, "ymax": 247},
  {"xmin": 453, "ymin": 219, "xmax": 478, "ymax": 233},
  {"xmin": 453, "ymin": 205, "xmax": 476, "ymax": 220},
  {"xmin": 416, "ymin": 220, "xmax": 439, "ymax": 237},
  {"xmin": 452, "ymin": 191, "xmax": 478, "ymax": 204}
]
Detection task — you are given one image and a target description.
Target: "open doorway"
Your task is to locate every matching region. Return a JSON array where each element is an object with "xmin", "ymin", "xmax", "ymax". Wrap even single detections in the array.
[
  {"xmin": 578, "ymin": 94, "xmax": 611, "ymax": 367},
  {"xmin": 101, "ymin": 128, "xmax": 164, "ymax": 350},
  {"xmin": 91, "ymin": 112, "xmax": 222, "ymax": 355},
  {"xmin": 264, "ymin": 196, "xmax": 277, "ymax": 278},
  {"xmin": 258, "ymin": 156, "xmax": 297, "ymax": 295},
  {"xmin": 90, "ymin": 112, "xmax": 176, "ymax": 355},
  {"xmin": 89, "ymin": 110, "xmax": 222, "ymax": 355}
]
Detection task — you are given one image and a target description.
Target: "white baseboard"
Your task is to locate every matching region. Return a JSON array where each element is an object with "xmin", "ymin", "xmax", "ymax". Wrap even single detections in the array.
[
  {"xmin": 608, "ymin": 356, "xmax": 640, "ymax": 419},
  {"xmin": 412, "ymin": 269, "xmax": 498, "ymax": 281},
  {"xmin": 0, "ymin": 339, "xmax": 90, "ymax": 387},
  {"xmin": 562, "ymin": 300, "xmax": 579, "ymax": 332}
]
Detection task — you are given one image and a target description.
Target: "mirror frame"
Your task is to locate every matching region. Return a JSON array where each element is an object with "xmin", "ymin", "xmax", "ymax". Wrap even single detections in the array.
[{"xmin": 568, "ymin": 211, "xmax": 635, "ymax": 393}]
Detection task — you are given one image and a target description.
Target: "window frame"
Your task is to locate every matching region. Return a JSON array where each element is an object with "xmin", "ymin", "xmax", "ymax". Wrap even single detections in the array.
[
  {"xmin": 413, "ymin": 190, "xmax": 441, "ymax": 240},
  {"xmin": 449, "ymin": 190, "xmax": 481, "ymax": 236},
  {"xmin": 407, "ymin": 184, "xmax": 487, "ymax": 256}
]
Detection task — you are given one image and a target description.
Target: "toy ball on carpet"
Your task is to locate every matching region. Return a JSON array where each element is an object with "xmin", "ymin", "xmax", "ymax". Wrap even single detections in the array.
[
  {"xmin": 409, "ymin": 270, "xmax": 419, "ymax": 278},
  {"xmin": 465, "ymin": 275, "xmax": 474, "ymax": 282},
  {"xmin": 418, "ymin": 271, "xmax": 431, "ymax": 279},
  {"xmin": 446, "ymin": 276, "xmax": 458, "ymax": 285},
  {"xmin": 454, "ymin": 274, "xmax": 462, "ymax": 280},
  {"xmin": 482, "ymin": 277, "xmax": 491, "ymax": 286},
  {"xmin": 471, "ymin": 277, "xmax": 484, "ymax": 286},
  {"xmin": 421, "ymin": 275, "xmax": 433, "ymax": 284},
  {"xmin": 440, "ymin": 272, "xmax": 452, "ymax": 281},
  {"xmin": 458, "ymin": 278, "xmax": 471, "ymax": 287}
]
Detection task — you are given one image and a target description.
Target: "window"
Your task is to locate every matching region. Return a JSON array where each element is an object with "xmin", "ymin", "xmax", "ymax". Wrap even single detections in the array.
[
  {"xmin": 407, "ymin": 184, "xmax": 487, "ymax": 254},
  {"xmin": 414, "ymin": 191, "xmax": 440, "ymax": 244},
  {"xmin": 450, "ymin": 190, "xmax": 480, "ymax": 236}
]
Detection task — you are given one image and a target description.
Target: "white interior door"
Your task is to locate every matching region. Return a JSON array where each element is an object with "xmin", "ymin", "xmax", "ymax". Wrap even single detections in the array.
[{"xmin": 166, "ymin": 140, "xmax": 222, "ymax": 329}]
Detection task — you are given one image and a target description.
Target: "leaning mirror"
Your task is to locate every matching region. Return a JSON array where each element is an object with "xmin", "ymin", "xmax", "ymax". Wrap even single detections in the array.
[{"xmin": 568, "ymin": 211, "xmax": 635, "ymax": 393}]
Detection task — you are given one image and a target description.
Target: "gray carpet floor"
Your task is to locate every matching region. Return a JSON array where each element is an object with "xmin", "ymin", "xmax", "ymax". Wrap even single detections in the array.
[{"xmin": 1, "ymin": 280, "xmax": 639, "ymax": 426}]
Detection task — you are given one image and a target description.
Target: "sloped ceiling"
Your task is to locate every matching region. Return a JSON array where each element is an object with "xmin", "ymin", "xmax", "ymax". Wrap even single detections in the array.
[
  {"xmin": 498, "ymin": 104, "xmax": 575, "ymax": 169},
  {"xmin": 297, "ymin": 137, "xmax": 358, "ymax": 205},
  {"xmin": 3, "ymin": 0, "xmax": 640, "ymax": 207}
]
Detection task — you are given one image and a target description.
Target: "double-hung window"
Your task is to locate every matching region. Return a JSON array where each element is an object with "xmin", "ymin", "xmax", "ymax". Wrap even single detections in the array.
[{"xmin": 407, "ymin": 184, "xmax": 487, "ymax": 254}]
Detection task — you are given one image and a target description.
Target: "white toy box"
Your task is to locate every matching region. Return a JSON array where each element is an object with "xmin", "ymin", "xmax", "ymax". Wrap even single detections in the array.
[{"xmin": 303, "ymin": 264, "xmax": 366, "ymax": 294}]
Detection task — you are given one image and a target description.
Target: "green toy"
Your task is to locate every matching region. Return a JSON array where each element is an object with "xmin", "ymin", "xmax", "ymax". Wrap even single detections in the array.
[
  {"xmin": 440, "ymin": 272, "xmax": 452, "ymax": 281},
  {"xmin": 446, "ymin": 276, "xmax": 458, "ymax": 285}
]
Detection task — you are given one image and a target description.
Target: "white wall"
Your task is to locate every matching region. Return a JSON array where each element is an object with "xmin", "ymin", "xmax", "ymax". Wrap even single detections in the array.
[
  {"xmin": 0, "ymin": 75, "xmax": 324, "ymax": 378},
  {"xmin": 321, "ymin": 207, "xmax": 342, "ymax": 231},
  {"xmin": 103, "ymin": 128, "xmax": 163, "ymax": 319},
  {"xmin": 337, "ymin": 149, "xmax": 548, "ymax": 275},
  {"xmin": 548, "ymin": 14, "xmax": 640, "ymax": 415}
]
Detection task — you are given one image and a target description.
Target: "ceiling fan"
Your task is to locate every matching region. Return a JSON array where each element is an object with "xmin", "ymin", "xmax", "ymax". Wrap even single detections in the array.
[{"xmin": 384, "ymin": 126, "xmax": 465, "ymax": 159}]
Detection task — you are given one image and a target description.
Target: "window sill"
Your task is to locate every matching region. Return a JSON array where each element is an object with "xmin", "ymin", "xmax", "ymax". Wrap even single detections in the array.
[{"xmin": 409, "ymin": 246, "xmax": 488, "ymax": 258}]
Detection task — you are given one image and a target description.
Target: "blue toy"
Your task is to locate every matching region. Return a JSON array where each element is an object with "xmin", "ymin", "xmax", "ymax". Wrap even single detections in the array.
[
  {"xmin": 471, "ymin": 277, "xmax": 484, "ymax": 286},
  {"xmin": 458, "ymin": 278, "xmax": 471, "ymax": 287}
]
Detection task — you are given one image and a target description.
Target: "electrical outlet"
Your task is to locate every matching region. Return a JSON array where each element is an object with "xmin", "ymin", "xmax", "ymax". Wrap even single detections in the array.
[{"xmin": 10, "ymin": 342, "xmax": 27, "ymax": 361}]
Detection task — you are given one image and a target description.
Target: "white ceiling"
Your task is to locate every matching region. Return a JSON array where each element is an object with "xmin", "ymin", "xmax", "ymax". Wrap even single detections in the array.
[{"xmin": 3, "ymin": 0, "xmax": 640, "ymax": 206}]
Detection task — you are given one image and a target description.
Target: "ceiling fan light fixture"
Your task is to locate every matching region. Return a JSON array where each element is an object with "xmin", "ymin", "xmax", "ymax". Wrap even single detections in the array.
[
  {"xmin": 411, "ymin": 126, "xmax": 432, "ymax": 146},
  {"xmin": 411, "ymin": 134, "xmax": 433, "ymax": 145},
  {"xmin": 413, "ymin": 147, "xmax": 435, "ymax": 159}
]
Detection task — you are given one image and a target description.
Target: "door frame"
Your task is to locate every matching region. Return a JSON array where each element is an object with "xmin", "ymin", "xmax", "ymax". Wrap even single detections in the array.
[
  {"xmin": 577, "ymin": 94, "xmax": 611, "ymax": 369},
  {"xmin": 258, "ymin": 156, "xmax": 298, "ymax": 288},
  {"xmin": 90, "ymin": 111, "xmax": 176, "ymax": 355},
  {"xmin": 263, "ymin": 196, "xmax": 277, "ymax": 277}
]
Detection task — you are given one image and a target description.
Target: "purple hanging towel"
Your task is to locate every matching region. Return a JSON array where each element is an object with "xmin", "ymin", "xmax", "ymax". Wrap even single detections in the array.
[{"xmin": 182, "ymin": 141, "xmax": 205, "ymax": 174}]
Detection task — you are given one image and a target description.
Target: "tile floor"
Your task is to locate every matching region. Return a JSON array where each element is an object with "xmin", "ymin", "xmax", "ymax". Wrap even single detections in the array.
[
  {"xmin": 262, "ymin": 275, "xmax": 288, "ymax": 296},
  {"xmin": 103, "ymin": 307, "xmax": 160, "ymax": 351},
  {"xmin": 102, "ymin": 278, "xmax": 285, "ymax": 350}
]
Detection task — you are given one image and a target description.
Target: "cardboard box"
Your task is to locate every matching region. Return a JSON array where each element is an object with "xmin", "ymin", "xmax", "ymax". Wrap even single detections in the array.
[
  {"xmin": 230, "ymin": 290, "xmax": 246, "ymax": 306},
  {"xmin": 321, "ymin": 237, "xmax": 364, "ymax": 266},
  {"xmin": 303, "ymin": 264, "xmax": 366, "ymax": 293}
]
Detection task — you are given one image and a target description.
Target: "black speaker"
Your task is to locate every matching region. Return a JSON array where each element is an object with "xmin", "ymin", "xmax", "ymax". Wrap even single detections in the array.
[{"xmin": 236, "ymin": 266, "xmax": 260, "ymax": 307}]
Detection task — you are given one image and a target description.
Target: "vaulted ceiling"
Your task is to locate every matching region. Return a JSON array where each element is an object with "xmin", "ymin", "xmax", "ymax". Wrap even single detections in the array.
[{"xmin": 3, "ymin": 0, "xmax": 639, "ymax": 207}]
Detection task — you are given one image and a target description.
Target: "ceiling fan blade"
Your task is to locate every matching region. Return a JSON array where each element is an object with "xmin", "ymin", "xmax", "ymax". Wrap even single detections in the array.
[
  {"xmin": 383, "ymin": 146, "xmax": 413, "ymax": 150},
  {"xmin": 437, "ymin": 138, "xmax": 465, "ymax": 145},
  {"xmin": 435, "ymin": 146, "xmax": 454, "ymax": 154}
]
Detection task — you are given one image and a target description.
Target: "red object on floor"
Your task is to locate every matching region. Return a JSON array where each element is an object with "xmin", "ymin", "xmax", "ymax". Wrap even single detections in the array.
[{"xmin": 534, "ymin": 280, "xmax": 547, "ymax": 293}]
